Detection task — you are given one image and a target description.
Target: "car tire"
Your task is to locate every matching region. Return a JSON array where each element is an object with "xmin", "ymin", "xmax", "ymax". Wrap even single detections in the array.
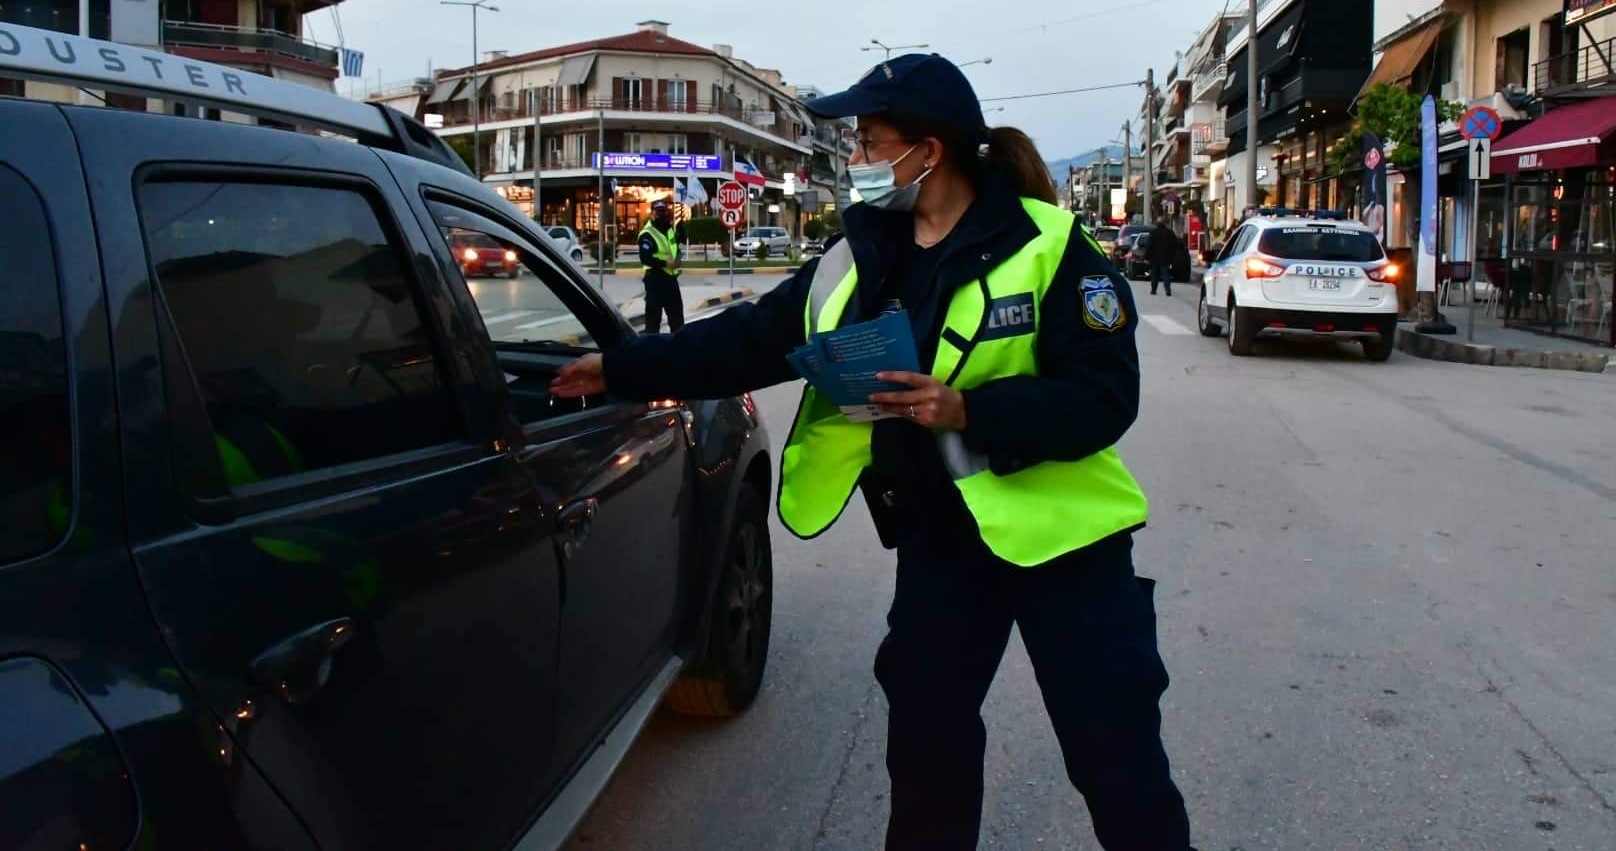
[
  {"xmin": 1363, "ymin": 326, "xmax": 1396, "ymax": 362},
  {"xmin": 571, "ymin": 249, "xmax": 583, "ymax": 262},
  {"xmin": 508, "ymin": 269, "xmax": 520, "ymax": 279},
  {"xmin": 1197, "ymin": 285, "xmax": 1222, "ymax": 337},
  {"xmin": 1227, "ymin": 297, "xmax": 1256, "ymax": 356},
  {"xmin": 666, "ymin": 483, "xmax": 772, "ymax": 717}
]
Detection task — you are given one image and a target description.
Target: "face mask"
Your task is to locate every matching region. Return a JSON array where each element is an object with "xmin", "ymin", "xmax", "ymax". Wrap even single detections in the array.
[{"xmin": 847, "ymin": 144, "xmax": 934, "ymax": 211}]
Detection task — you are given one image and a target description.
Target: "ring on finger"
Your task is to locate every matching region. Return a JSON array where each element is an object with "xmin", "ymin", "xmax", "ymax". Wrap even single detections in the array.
[{"xmin": 907, "ymin": 404, "xmax": 917, "ymax": 419}]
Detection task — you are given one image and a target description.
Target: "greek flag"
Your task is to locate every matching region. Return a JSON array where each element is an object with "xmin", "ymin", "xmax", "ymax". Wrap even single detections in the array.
[
  {"xmin": 341, "ymin": 48, "xmax": 364, "ymax": 78},
  {"xmin": 685, "ymin": 173, "xmax": 709, "ymax": 205},
  {"xmin": 673, "ymin": 177, "xmax": 689, "ymax": 203}
]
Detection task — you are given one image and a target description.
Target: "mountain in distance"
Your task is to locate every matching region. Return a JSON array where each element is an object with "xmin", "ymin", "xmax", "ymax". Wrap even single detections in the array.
[{"xmin": 1046, "ymin": 144, "xmax": 1126, "ymax": 181}]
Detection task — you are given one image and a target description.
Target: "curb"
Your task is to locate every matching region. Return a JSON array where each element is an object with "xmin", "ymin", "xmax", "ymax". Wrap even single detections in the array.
[{"xmin": 1394, "ymin": 326, "xmax": 1612, "ymax": 374}]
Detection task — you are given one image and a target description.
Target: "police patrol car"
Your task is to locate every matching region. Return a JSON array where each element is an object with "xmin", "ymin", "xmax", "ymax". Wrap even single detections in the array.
[{"xmin": 1198, "ymin": 209, "xmax": 1402, "ymax": 361}]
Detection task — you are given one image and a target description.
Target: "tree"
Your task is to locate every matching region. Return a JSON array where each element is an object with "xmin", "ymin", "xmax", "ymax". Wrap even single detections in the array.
[
  {"xmin": 685, "ymin": 216, "xmax": 727, "ymax": 246},
  {"xmin": 1328, "ymin": 84, "xmax": 1464, "ymax": 175},
  {"xmin": 803, "ymin": 218, "xmax": 829, "ymax": 241},
  {"xmin": 444, "ymin": 135, "xmax": 476, "ymax": 172}
]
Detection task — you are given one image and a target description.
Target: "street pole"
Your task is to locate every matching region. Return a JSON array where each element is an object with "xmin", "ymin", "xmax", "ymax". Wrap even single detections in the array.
[
  {"xmin": 442, "ymin": 1, "xmax": 499, "ymax": 180},
  {"xmin": 531, "ymin": 88, "xmax": 542, "ymax": 223},
  {"xmin": 1122, "ymin": 121, "xmax": 1133, "ymax": 224},
  {"xmin": 1467, "ymin": 176, "xmax": 1480, "ymax": 342},
  {"xmin": 596, "ymin": 107, "xmax": 606, "ymax": 290},
  {"xmin": 1245, "ymin": 0, "xmax": 1259, "ymax": 212},
  {"xmin": 1143, "ymin": 68, "xmax": 1155, "ymax": 224}
]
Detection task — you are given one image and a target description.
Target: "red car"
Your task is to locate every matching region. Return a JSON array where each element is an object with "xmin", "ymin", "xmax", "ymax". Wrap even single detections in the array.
[{"xmin": 451, "ymin": 231, "xmax": 519, "ymax": 278}]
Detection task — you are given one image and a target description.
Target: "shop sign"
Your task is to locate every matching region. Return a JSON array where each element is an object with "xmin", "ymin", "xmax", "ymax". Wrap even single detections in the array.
[
  {"xmin": 1566, "ymin": 0, "xmax": 1616, "ymax": 27},
  {"xmin": 591, "ymin": 153, "xmax": 723, "ymax": 171},
  {"xmin": 1518, "ymin": 153, "xmax": 1542, "ymax": 170}
]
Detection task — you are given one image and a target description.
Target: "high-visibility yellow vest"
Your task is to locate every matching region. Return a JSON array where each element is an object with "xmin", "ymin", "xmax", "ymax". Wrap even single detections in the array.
[
  {"xmin": 777, "ymin": 198, "xmax": 1149, "ymax": 567},
  {"xmin": 640, "ymin": 221, "xmax": 681, "ymax": 277}
]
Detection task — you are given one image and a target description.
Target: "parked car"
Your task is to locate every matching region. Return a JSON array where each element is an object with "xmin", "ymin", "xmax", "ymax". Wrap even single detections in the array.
[
  {"xmin": 0, "ymin": 26, "xmax": 774, "ymax": 851},
  {"xmin": 545, "ymin": 225, "xmax": 587, "ymax": 263},
  {"xmin": 1092, "ymin": 225, "xmax": 1121, "ymax": 258},
  {"xmin": 733, "ymin": 226, "xmax": 792, "ymax": 257},
  {"xmin": 449, "ymin": 229, "xmax": 521, "ymax": 278},
  {"xmin": 801, "ymin": 236, "xmax": 826, "ymax": 256},
  {"xmin": 1119, "ymin": 232, "xmax": 1192, "ymax": 282},
  {"xmin": 1198, "ymin": 209, "xmax": 1400, "ymax": 360},
  {"xmin": 1112, "ymin": 222, "xmax": 1152, "ymax": 264}
]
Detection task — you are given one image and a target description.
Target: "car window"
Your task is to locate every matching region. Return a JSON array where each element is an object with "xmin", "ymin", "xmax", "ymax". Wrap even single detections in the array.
[
  {"xmin": 1257, "ymin": 227, "xmax": 1385, "ymax": 262},
  {"xmin": 0, "ymin": 166, "xmax": 72, "ymax": 562},
  {"xmin": 1095, "ymin": 227, "xmax": 1120, "ymax": 242},
  {"xmin": 427, "ymin": 200, "xmax": 619, "ymax": 423},
  {"xmin": 1214, "ymin": 227, "xmax": 1245, "ymax": 262},
  {"xmin": 140, "ymin": 180, "xmax": 463, "ymax": 490},
  {"xmin": 547, "ymin": 227, "xmax": 570, "ymax": 241},
  {"xmin": 428, "ymin": 200, "xmax": 615, "ymax": 353}
]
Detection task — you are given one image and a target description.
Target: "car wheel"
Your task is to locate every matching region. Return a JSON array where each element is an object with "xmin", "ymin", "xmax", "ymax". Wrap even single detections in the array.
[
  {"xmin": 1197, "ymin": 285, "xmax": 1222, "ymax": 337},
  {"xmin": 666, "ymin": 483, "xmax": 772, "ymax": 717},
  {"xmin": 1227, "ymin": 297, "xmax": 1256, "ymax": 356},
  {"xmin": 508, "ymin": 269, "xmax": 520, "ymax": 279},
  {"xmin": 1363, "ymin": 326, "xmax": 1396, "ymax": 362},
  {"xmin": 571, "ymin": 249, "xmax": 583, "ymax": 262}
]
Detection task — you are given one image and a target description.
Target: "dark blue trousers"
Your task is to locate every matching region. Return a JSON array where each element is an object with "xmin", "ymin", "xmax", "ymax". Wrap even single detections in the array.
[
  {"xmin": 875, "ymin": 529, "xmax": 1191, "ymax": 850},
  {"xmin": 1151, "ymin": 263, "xmax": 1174, "ymax": 296}
]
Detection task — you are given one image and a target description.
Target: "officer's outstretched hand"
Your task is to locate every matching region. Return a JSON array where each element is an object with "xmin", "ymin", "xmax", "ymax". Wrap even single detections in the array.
[
  {"xmin": 551, "ymin": 354, "xmax": 606, "ymax": 398},
  {"xmin": 871, "ymin": 372, "xmax": 967, "ymax": 431}
]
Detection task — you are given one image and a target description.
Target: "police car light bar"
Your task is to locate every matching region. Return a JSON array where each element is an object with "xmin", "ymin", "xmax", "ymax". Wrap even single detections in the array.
[
  {"xmin": 0, "ymin": 21, "xmax": 394, "ymax": 140},
  {"xmin": 1254, "ymin": 207, "xmax": 1347, "ymax": 221}
]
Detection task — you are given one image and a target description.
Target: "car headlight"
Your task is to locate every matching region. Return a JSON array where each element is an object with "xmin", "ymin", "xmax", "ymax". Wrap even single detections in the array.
[
  {"xmin": 504, "ymin": 250, "xmax": 518, "ymax": 262},
  {"xmin": 463, "ymin": 248, "xmax": 478, "ymax": 262}
]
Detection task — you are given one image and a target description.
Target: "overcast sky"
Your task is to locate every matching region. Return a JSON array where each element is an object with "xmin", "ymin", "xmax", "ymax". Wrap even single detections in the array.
[{"xmin": 323, "ymin": 0, "xmax": 1243, "ymax": 160}]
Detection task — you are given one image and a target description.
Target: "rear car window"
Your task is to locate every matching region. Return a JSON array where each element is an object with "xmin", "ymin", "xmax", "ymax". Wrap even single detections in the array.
[
  {"xmin": 1095, "ymin": 227, "xmax": 1120, "ymax": 242},
  {"xmin": 1258, "ymin": 227, "xmax": 1385, "ymax": 262},
  {"xmin": 0, "ymin": 166, "xmax": 72, "ymax": 562},
  {"xmin": 140, "ymin": 181, "xmax": 462, "ymax": 490}
]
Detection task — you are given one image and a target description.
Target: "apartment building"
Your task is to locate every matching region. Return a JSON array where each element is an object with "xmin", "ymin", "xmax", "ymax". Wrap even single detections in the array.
[
  {"xmin": 1, "ymin": 0, "xmax": 346, "ymax": 112},
  {"xmin": 374, "ymin": 21, "xmax": 842, "ymax": 242}
]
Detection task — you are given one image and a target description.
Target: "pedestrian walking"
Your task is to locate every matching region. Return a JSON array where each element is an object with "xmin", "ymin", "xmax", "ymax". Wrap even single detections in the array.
[
  {"xmin": 639, "ymin": 200, "xmax": 683, "ymax": 333},
  {"xmin": 1147, "ymin": 218, "xmax": 1179, "ymax": 297},
  {"xmin": 551, "ymin": 54, "xmax": 1194, "ymax": 851}
]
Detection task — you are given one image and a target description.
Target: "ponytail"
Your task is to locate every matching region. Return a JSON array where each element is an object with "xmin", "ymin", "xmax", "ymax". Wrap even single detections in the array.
[
  {"xmin": 982, "ymin": 126, "xmax": 1057, "ymax": 205},
  {"xmin": 885, "ymin": 111, "xmax": 1058, "ymax": 205}
]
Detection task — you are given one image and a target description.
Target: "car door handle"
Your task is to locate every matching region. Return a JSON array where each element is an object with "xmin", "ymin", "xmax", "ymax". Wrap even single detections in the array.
[
  {"xmin": 558, "ymin": 497, "xmax": 598, "ymax": 558},
  {"xmin": 250, "ymin": 617, "xmax": 356, "ymax": 706}
]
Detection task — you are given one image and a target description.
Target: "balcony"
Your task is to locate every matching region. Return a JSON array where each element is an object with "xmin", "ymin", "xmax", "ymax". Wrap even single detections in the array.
[
  {"xmin": 1534, "ymin": 36, "xmax": 1616, "ymax": 97},
  {"xmin": 435, "ymin": 96, "xmax": 808, "ymax": 147},
  {"xmin": 162, "ymin": 21, "xmax": 338, "ymax": 69},
  {"xmin": 1204, "ymin": 117, "xmax": 1230, "ymax": 153},
  {"xmin": 1192, "ymin": 60, "xmax": 1228, "ymax": 102}
]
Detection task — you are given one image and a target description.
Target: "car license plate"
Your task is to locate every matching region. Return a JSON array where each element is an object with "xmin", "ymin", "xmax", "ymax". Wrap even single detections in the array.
[{"xmin": 1309, "ymin": 278, "xmax": 1342, "ymax": 291}]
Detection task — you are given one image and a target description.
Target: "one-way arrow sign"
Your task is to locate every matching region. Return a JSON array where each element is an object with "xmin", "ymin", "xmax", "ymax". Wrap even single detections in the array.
[{"xmin": 1468, "ymin": 136, "xmax": 1492, "ymax": 181}]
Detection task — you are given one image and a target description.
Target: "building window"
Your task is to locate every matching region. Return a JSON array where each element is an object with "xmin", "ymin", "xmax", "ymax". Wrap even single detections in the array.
[
  {"xmin": 618, "ymin": 77, "xmax": 647, "ymax": 110},
  {"xmin": 1, "ymin": 77, "xmax": 26, "ymax": 97},
  {"xmin": 624, "ymin": 133, "xmax": 644, "ymax": 153},
  {"xmin": 667, "ymin": 81, "xmax": 687, "ymax": 111},
  {"xmin": 564, "ymin": 133, "xmax": 587, "ymax": 168},
  {"xmin": 666, "ymin": 134, "xmax": 688, "ymax": 155},
  {"xmin": 260, "ymin": 3, "xmax": 296, "ymax": 34},
  {"xmin": 1497, "ymin": 27, "xmax": 1530, "ymax": 91}
]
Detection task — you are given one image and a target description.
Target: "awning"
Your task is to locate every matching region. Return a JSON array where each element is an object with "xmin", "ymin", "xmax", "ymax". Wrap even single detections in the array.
[
  {"xmin": 1491, "ymin": 97, "xmax": 1616, "ymax": 174},
  {"xmin": 424, "ymin": 79, "xmax": 464, "ymax": 106},
  {"xmin": 555, "ymin": 54, "xmax": 595, "ymax": 88},
  {"xmin": 1356, "ymin": 19, "xmax": 1441, "ymax": 100}
]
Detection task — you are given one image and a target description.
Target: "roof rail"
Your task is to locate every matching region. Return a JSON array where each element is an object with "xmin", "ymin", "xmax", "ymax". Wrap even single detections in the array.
[{"xmin": 0, "ymin": 22, "xmax": 471, "ymax": 177}]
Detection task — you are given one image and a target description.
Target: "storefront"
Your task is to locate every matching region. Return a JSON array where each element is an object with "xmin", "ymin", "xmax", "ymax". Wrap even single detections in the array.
[
  {"xmin": 1488, "ymin": 96, "xmax": 1616, "ymax": 347},
  {"xmin": 494, "ymin": 152, "xmax": 730, "ymax": 243}
]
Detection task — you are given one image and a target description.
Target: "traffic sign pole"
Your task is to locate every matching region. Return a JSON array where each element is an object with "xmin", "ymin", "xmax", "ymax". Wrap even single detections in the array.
[{"xmin": 1459, "ymin": 106, "xmax": 1501, "ymax": 343}]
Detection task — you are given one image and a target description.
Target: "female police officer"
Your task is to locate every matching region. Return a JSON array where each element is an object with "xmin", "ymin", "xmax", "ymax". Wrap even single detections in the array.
[{"xmin": 551, "ymin": 54, "xmax": 1194, "ymax": 851}]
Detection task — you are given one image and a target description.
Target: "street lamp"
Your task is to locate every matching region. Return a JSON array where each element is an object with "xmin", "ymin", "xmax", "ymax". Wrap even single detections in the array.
[
  {"xmin": 958, "ymin": 57, "xmax": 992, "ymax": 68},
  {"xmin": 442, "ymin": 0, "xmax": 499, "ymax": 179},
  {"xmin": 862, "ymin": 39, "xmax": 929, "ymax": 60}
]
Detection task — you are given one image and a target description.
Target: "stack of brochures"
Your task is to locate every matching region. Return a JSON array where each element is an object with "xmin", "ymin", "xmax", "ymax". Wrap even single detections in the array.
[{"xmin": 785, "ymin": 310, "xmax": 922, "ymax": 423}]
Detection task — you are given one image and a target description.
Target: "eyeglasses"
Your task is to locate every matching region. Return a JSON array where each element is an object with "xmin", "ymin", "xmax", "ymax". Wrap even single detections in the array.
[{"xmin": 853, "ymin": 135, "xmax": 912, "ymax": 161}]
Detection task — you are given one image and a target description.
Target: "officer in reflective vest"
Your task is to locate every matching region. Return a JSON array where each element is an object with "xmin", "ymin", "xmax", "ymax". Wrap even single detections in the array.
[
  {"xmin": 639, "ymin": 200, "xmax": 684, "ymax": 333},
  {"xmin": 552, "ymin": 54, "xmax": 1194, "ymax": 851}
]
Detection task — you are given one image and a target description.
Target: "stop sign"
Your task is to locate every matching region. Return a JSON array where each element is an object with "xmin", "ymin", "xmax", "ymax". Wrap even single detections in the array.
[{"xmin": 717, "ymin": 180, "xmax": 747, "ymax": 211}]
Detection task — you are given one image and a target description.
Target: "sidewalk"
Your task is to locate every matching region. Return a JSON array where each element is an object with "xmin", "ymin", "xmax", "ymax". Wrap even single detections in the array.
[{"xmin": 1169, "ymin": 268, "xmax": 1613, "ymax": 374}]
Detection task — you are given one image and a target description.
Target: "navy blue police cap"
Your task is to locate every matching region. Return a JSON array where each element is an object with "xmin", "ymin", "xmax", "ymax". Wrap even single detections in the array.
[{"xmin": 805, "ymin": 54, "xmax": 988, "ymax": 143}]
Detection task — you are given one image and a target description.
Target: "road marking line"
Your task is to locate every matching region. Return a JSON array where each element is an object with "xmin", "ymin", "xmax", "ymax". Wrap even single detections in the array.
[
  {"xmin": 512, "ymin": 314, "xmax": 580, "ymax": 332},
  {"xmin": 480, "ymin": 310, "xmax": 538, "ymax": 325},
  {"xmin": 1141, "ymin": 314, "xmax": 1195, "ymax": 336}
]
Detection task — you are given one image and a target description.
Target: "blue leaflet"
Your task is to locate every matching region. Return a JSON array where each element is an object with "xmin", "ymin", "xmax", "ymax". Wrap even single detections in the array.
[{"xmin": 787, "ymin": 310, "xmax": 921, "ymax": 422}]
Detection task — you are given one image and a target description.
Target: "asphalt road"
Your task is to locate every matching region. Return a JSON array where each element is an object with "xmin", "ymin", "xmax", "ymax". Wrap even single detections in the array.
[{"xmin": 566, "ymin": 278, "xmax": 1616, "ymax": 851}]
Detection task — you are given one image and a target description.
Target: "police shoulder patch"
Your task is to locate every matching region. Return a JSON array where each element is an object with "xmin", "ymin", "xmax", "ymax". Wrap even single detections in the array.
[{"xmin": 1081, "ymin": 276, "xmax": 1127, "ymax": 332}]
